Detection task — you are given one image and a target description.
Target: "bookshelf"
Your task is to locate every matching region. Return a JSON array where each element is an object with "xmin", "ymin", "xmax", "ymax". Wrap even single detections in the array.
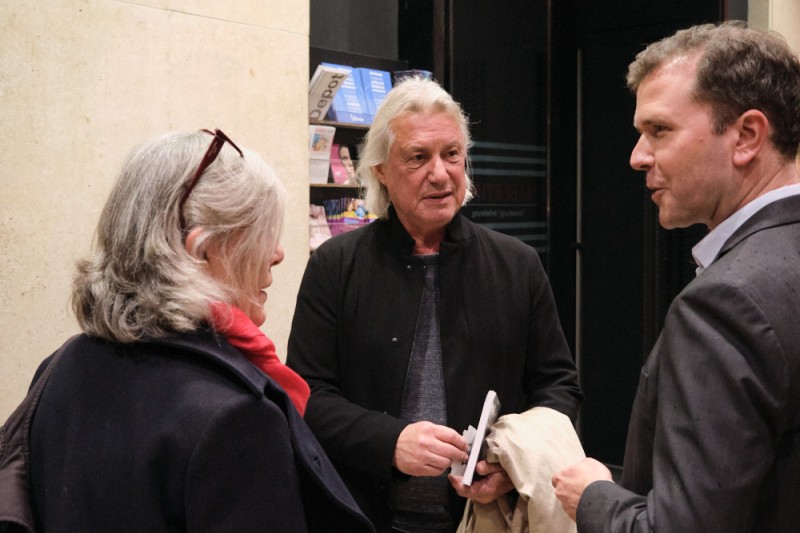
[
  {"xmin": 308, "ymin": 119, "xmax": 368, "ymax": 146},
  {"xmin": 308, "ymin": 47, "xmax": 408, "ymax": 250},
  {"xmin": 308, "ymin": 48, "xmax": 408, "ymax": 206}
]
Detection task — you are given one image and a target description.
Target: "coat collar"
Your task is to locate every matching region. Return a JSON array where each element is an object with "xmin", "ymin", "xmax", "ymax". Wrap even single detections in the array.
[
  {"xmin": 719, "ymin": 194, "xmax": 800, "ymax": 258},
  {"xmin": 382, "ymin": 204, "xmax": 475, "ymax": 255},
  {"xmin": 144, "ymin": 330, "xmax": 270, "ymax": 397}
]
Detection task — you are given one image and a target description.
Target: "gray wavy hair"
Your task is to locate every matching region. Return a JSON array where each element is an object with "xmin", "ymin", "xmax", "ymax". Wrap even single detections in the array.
[
  {"xmin": 72, "ymin": 130, "xmax": 286, "ymax": 342},
  {"xmin": 358, "ymin": 76, "xmax": 475, "ymax": 218},
  {"xmin": 627, "ymin": 21, "xmax": 800, "ymax": 160}
]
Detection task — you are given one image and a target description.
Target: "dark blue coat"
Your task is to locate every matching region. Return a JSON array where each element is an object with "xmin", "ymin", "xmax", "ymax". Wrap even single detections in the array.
[{"xmin": 29, "ymin": 331, "xmax": 373, "ymax": 532}]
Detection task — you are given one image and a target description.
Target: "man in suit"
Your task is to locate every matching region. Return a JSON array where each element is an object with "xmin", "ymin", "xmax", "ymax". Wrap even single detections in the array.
[
  {"xmin": 288, "ymin": 76, "xmax": 582, "ymax": 532},
  {"xmin": 552, "ymin": 22, "xmax": 800, "ymax": 532}
]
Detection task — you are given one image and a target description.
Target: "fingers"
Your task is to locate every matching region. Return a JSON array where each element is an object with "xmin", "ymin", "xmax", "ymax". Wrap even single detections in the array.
[
  {"xmin": 394, "ymin": 421, "xmax": 469, "ymax": 476},
  {"xmin": 434, "ymin": 424, "xmax": 469, "ymax": 453},
  {"xmin": 449, "ymin": 465, "xmax": 514, "ymax": 505},
  {"xmin": 551, "ymin": 457, "xmax": 614, "ymax": 522},
  {"xmin": 475, "ymin": 459, "xmax": 503, "ymax": 476}
]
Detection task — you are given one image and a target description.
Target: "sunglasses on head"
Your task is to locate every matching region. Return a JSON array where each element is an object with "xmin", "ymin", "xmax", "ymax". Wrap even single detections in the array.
[{"xmin": 178, "ymin": 128, "xmax": 244, "ymax": 235}]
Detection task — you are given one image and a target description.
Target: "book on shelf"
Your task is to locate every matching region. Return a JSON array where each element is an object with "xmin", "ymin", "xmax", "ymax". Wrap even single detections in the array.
[
  {"xmin": 309, "ymin": 124, "xmax": 336, "ymax": 184},
  {"xmin": 329, "ymin": 143, "xmax": 349, "ymax": 184},
  {"xmin": 308, "ymin": 64, "xmax": 350, "ymax": 121},
  {"xmin": 329, "ymin": 143, "xmax": 360, "ymax": 185},
  {"xmin": 309, "ymin": 204, "xmax": 332, "ymax": 252},
  {"xmin": 322, "ymin": 197, "xmax": 377, "ymax": 236},
  {"xmin": 355, "ymin": 67, "xmax": 392, "ymax": 121},
  {"xmin": 450, "ymin": 390, "xmax": 501, "ymax": 486},
  {"xmin": 322, "ymin": 62, "xmax": 371, "ymax": 125}
]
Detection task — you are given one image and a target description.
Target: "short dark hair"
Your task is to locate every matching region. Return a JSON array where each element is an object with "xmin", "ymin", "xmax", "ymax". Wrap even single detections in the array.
[{"xmin": 627, "ymin": 21, "xmax": 800, "ymax": 160}]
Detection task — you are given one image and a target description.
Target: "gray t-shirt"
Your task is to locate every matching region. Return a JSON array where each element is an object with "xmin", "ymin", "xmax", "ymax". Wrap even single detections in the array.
[{"xmin": 390, "ymin": 254, "xmax": 454, "ymax": 532}]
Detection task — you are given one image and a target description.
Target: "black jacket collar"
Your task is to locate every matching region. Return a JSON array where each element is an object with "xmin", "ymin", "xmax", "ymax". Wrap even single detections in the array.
[{"xmin": 381, "ymin": 204, "xmax": 475, "ymax": 256}]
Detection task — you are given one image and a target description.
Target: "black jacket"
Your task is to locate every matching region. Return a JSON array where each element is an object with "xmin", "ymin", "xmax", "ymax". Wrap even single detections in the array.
[
  {"xmin": 29, "ymin": 331, "xmax": 373, "ymax": 532},
  {"xmin": 288, "ymin": 209, "xmax": 582, "ymax": 531}
]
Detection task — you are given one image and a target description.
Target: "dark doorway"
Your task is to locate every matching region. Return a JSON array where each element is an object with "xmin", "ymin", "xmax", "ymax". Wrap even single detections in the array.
[{"xmin": 572, "ymin": 0, "xmax": 723, "ymax": 464}]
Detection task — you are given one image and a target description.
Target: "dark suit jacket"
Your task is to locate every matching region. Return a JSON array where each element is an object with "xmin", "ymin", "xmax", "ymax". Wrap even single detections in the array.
[
  {"xmin": 287, "ymin": 208, "xmax": 582, "ymax": 531},
  {"xmin": 29, "ymin": 331, "xmax": 373, "ymax": 532},
  {"xmin": 578, "ymin": 195, "xmax": 800, "ymax": 531}
]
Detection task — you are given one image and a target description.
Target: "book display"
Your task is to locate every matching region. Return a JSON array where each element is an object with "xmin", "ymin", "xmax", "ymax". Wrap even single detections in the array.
[
  {"xmin": 356, "ymin": 67, "xmax": 393, "ymax": 121},
  {"xmin": 322, "ymin": 197, "xmax": 377, "ymax": 236},
  {"xmin": 331, "ymin": 143, "xmax": 352, "ymax": 183},
  {"xmin": 308, "ymin": 197, "xmax": 378, "ymax": 253},
  {"xmin": 308, "ymin": 124, "xmax": 335, "ymax": 184},
  {"xmin": 308, "ymin": 64, "xmax": 349, "ymax": 121},
  {"xmin": 308, "ymin": 48, "xmax": 410, "ymax": 252},
  {"xmin": 309, "ymin": 204, "xmax": 332, "ymax": 252},
  {"xmin": 322, "ymin": 62, "xmax": 371, "ymax": 125}
]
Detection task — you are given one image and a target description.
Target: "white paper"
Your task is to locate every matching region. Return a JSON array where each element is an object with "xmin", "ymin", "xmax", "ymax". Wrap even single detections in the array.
[{"xmin": 451, "ymin": 390, "xmax": 500, "ymax": 485}]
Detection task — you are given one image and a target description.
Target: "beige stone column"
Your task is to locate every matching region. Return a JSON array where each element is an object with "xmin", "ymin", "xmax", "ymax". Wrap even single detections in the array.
[
  {"xmin": 749, "ymin": 0, "xmax": 800, "ymax": 55},
  {"xmin": 0, "ymin": 1, "xmax": 310, "ymax": 419},
  {"xmin": 749, "ymin": 0, "xmax": 800, "ymax": 169}
]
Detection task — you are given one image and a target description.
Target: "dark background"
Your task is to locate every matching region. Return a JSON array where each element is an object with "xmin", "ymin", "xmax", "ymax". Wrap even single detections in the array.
[{"xmin": 311, "ymin": 0, "xmax": 746, "ymax": 466}]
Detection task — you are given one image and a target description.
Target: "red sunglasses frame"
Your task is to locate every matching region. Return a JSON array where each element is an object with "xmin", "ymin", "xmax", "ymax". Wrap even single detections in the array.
[{"xmin": 178, "ymin": 128, "xmax": 244, "ymax": 235}]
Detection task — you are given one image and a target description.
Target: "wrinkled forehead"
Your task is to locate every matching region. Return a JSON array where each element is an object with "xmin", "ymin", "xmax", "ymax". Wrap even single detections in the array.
[{"xmin": 389, "ymin": 110, "xmax": 467, "ymax": 149}]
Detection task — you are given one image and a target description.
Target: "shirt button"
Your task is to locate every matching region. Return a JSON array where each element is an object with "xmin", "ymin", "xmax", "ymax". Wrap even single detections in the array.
[{"xmin": 391, "ymin": 337, "xmax": 399, "ymax": 344}]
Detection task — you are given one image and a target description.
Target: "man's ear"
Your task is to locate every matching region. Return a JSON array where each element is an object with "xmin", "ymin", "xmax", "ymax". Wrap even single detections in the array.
[
  {"xmin": 374, "ymin": 164, "xmax": 387, "ymax": 185},
  {"xmin": 184, "ymin": 227, "xmax": 205, "ymax": 259},
  {"xmin": 732, "ymin": 109, "xmax": 769, "ymax": 167}
]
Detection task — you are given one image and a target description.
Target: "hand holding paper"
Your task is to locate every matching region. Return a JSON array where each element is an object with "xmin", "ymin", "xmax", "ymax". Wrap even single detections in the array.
[
  {"xmin": 393, "ymin": 421, "xmax": 468, "ymax": 477},
  {"xmin": 450, "ymin": 390, "xmax": 501, "ymax": 485}
]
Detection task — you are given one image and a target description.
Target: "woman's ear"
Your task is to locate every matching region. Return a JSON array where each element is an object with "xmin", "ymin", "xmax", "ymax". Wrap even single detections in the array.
[
  {"xmin": 184, "ymin": 227, "xmax": 205, "ymax": 260},
  {"xmin": 732, "ymin": 109, "xmax": 769, "ymax": 167}
]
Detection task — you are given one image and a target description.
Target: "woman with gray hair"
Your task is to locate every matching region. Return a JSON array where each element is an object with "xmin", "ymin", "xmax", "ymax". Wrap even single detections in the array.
[{"xmin": 26, "ymin": 129, "xmax": 373, "ymax": 532}]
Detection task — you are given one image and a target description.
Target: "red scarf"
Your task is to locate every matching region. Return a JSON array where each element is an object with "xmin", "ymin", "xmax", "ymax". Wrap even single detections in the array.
[{"xmin": 211, "ymin": 303, "xmax": 310, "ymax": 416}]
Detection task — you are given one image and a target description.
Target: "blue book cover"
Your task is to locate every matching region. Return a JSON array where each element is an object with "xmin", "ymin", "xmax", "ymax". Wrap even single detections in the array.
[
  {"xmin": 321, "ymin": 62, "xmax": 371, "ymax": 125},
  {"xmin": 355, "ymin": 67, "xmax": 393, "ymax": 122}
]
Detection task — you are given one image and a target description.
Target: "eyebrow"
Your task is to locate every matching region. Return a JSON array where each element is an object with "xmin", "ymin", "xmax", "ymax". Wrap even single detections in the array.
[
  {"xmin": 633, "ymin": 118, "xmax": 660, "ymax": 132},
  {"xmin": 400, "ymin": 140, "xmax": 463, "ymax": 153}
]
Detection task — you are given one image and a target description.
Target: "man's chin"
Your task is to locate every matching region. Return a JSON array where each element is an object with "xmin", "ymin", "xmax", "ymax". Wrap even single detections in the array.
[{"xmin": 658, "ymin": 214, "xmax": 696, "ymax": 231}]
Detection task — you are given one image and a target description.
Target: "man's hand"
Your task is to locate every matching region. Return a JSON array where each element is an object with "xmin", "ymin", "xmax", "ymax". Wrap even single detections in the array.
[
  {"xmin": 449, "ymin": 460, "xmax": 514, "ymax": 504},
  {"xmin": 394, "ymin": 421, "xmax": 468, "ymax": 476},
  {"xmin": 551, "ymin": 457, "xmax": 614, "ymax": 520}
]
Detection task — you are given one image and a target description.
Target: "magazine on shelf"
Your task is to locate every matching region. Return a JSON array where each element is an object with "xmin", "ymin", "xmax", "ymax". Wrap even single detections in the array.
[
  {"xmin": 450, "ymin": 390, "xmax": 501, "ymax": 486},
  {"xmin": 329, "ymin": 143, "xmax": 349, "ymax": 184},
  {"xmin": 322, "ymin": 62, "xmax": 371, "ymax": 125},
  {"xmin": 308, "ymin": 64, "xmax": 350, "ymax": 121},
  {"xmin": 308, "ymin": 125, "xmax": 336, "ymax": 184},
  {"xmin": 322, "ymin": 197, "xmax": 377, "ymax": 236},
  {"xmin": 309, "ymin": 204, "xmax": 332, "ymax": 252}
]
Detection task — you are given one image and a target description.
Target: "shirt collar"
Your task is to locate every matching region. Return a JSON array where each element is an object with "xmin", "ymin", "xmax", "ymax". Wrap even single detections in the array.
[{"xmin": 692, "ymin": 183, "xmax": 800, "ymax": 275}]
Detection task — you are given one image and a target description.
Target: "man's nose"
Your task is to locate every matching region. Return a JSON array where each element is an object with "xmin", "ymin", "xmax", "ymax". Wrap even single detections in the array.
[
  {"xmin": 428, "ymin": 156, "xmax": 449, "ymax": 182},
  {"xmin": 629, "ymin": 135, "xmax": 653, "ymax": 171}
]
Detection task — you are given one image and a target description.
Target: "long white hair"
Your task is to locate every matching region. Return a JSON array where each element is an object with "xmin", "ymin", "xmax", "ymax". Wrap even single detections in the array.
[{"xmin": 358, "ymin": 76, "xmax": 474, "ymax": 218}]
